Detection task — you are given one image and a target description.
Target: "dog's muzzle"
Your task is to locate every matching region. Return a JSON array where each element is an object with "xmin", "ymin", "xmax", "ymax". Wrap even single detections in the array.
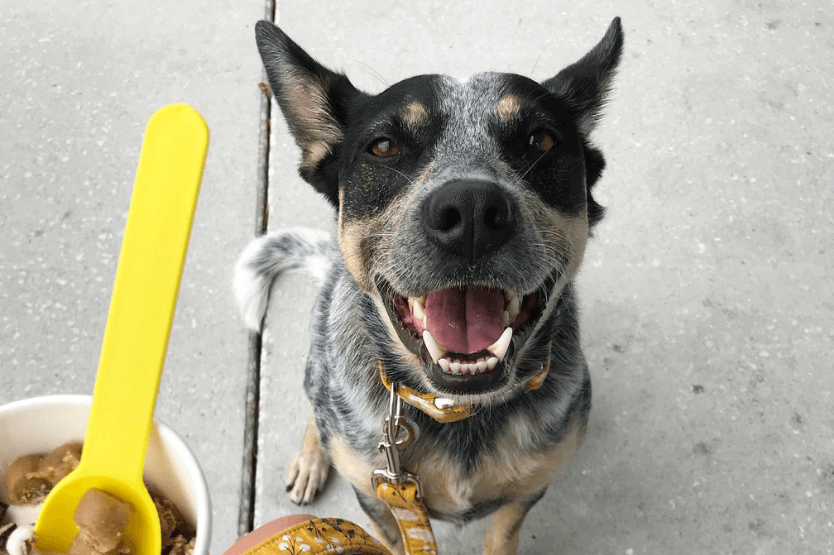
[{"xmin": 375, "ymin": 179, "xmax": 559, "ymax": 395}]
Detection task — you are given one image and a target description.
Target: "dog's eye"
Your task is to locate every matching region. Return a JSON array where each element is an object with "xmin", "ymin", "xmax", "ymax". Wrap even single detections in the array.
[
  {"xmin": 369, "ymin": 138, "xmax": 400, "ymax": 158},
  {"xmin": 527, "ymin": 130, "xmax": 556, "ymax": 153}
]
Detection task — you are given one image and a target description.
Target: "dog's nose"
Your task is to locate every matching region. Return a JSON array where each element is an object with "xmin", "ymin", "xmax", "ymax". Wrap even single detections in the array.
[{"xmin": 422, "ymin": 180, "xmax": 516, "ymax": 261}]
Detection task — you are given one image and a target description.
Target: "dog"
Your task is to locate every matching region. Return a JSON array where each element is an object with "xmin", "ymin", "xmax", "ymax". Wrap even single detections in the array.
[{"xmin": 235, "ymin": 17, "xmax": 623, "ymax": 555}]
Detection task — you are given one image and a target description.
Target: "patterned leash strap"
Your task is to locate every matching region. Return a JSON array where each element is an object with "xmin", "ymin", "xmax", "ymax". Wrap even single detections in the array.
[
  {"xmin": 248, "ymin": 518, "xmax": 391, "ymax": 554},
  {"xmin": 372, "ymin": 382, "xmax": 439, "ymax": 555}
]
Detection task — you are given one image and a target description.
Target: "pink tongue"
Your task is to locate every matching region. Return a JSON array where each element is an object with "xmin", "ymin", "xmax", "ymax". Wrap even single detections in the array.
[{"xmin": 424, "ymin": 287, "xmax": 505, "ymax": 354}]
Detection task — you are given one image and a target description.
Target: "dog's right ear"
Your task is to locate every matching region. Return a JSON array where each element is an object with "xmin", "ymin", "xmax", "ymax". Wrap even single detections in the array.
[{"xmin": 255, "ymin": 21, "xmax": 365, "ymax": 207}]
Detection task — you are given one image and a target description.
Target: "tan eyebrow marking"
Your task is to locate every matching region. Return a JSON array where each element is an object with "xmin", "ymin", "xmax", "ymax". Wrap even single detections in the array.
[
  {"xmin": 495, "ymin": 94, "xmax": 522, "ymax": 122},
  {"xmin": 398, "ymin": 100, "xmax": 429, "ymax": 129}
]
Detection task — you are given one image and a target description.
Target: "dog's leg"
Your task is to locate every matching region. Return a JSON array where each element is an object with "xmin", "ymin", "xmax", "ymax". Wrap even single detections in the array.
[
  {"xmin": 354, "ymin": 488, "xmax": 405, "ymax": 555},
  {"xmin": 482, "ymin": 488, "xmax": 547, "ymax": 555},
  {"xmin": 285, "ymin": 412, "xmax": 331, "ymax": 504}
]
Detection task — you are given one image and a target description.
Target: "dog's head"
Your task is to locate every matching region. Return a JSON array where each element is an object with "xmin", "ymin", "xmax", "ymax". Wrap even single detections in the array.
[{"xmin": 257, "ymin": 19, "xmax": 623, "ymax": 401}]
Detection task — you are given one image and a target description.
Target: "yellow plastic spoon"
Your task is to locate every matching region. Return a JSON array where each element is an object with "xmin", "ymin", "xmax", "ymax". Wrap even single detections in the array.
[{"xmin": 33, "ymin": 104, "xmax": 209, "ymax": 555}]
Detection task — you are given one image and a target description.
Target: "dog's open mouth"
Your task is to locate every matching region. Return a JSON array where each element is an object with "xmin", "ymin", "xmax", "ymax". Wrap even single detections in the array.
[{"xmin": 378, "ymin": 276, "xmax": 553, "ymax": 394}]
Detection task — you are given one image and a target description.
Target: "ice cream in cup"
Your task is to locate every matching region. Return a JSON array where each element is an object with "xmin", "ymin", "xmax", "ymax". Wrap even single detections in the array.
[{"xmin": 0, "ymin": 395, "xmax": 211, "ymax": 555}]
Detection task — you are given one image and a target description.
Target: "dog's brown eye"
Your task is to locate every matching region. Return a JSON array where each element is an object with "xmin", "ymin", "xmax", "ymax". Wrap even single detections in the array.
[
  {"xmin": 528, "ymin": 130, "xmax": 556, "ymax": 153},
  {"xmin": 369, "ymin": 138, "xmax": 400, "ymax": 158}
]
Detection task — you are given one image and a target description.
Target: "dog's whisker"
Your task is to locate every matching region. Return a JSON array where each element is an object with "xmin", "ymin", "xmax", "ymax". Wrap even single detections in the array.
[
  {"xmin": 378, "ymin": 165, "xmax": 418, "ymax": 187},
  {"xmin": 349, "ymin": 59, "xmax": 390, "ymax": 89},
  {"xmin": 513, "ymin": 151, "xmax": 550, "ymax": 184},
  {"xmin": 528, "ymin": 48, "xmax": 547, "ymax": 78},
  {"xmin": 530, "ymin": 90, "xmax": 555, "ymax": 106}
]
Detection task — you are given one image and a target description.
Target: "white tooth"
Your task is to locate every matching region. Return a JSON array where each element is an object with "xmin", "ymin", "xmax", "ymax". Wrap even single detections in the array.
[
  {"xmin": 422, "ymin": 315, "xmax": 427, "ymax": 329},
  {"xmin": 438, "ymin": 358, "xmax": 450, "ymax": 372},
  {"xmin": 488, "ymin": 327, "xmax": 513, "ymax": 362},
  {"xmin": 412, "ymin": 298, "xmax": 425, "ymax": 321},
  {"xmin": 450, "ymin": 361, "xmax": 461, "ymax": 373},
  {"xmin": 434, "ymin": 397, "xmax": 455, "ymax": 409},
  {"xmin": 503, "ymin": 311, "xmax": 510, "ymax": 327},
  {"xmin": 476, "ymin": 359, "xmax": 488, "ymax": 372},
  {"xmin": 508, "ymin": 294, "xmax": 520, "ymax": 321},
  {"xmin": 467, "ymin": 363, "xmax": 478, "ymax": 374},
  {"xmin": 487, "ymin": 357, "xmax": 499, "ymax": 370},
  {"xmin": 487, "ymin": 328, "xmax": 513, "ymax": 360},
  {"xmin": 423, "ymin": 330, "xmax": 445, "ymax": 363}
]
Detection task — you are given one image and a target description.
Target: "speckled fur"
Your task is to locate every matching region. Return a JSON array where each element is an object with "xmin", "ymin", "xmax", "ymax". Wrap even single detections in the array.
[{"xmin": 236, "ymin": 18, "xmax": 624, "ymax": 555}]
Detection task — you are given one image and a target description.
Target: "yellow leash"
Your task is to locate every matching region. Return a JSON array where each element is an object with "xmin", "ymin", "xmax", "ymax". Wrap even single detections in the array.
[
  {"xmin": 231, "ymin": 354, "xmax": 553, "ymax": 555},
  {"xmin": 371, "ymin": 351, "xmax": 550, "ymax": 555},
  {"xmin": 240, "ymin": 517, "xmax": 390, "ymax": 554},
  {"xmin": 375, "ymin": 481, "xmax": 437, "ymax": 555},
  {"xmin": 371, "ymin": 370, "xmax": 438, "ymax": 554}
]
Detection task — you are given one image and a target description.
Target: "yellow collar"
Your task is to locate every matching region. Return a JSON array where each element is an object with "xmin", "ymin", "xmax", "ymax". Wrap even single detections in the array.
[{"xmin": 378, "ymin": 345, "xmax": 551, "ymax": 423}]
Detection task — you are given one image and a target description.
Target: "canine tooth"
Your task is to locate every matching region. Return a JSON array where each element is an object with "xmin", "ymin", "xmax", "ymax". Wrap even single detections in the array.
[
  {"xmin": 487, "ymin": 357, "xmax": 499, "ymax": 370},
  {"xmin": 476, "ymin": 359, "xmax": 488, "ymax": 372},
  {"xmin": 507, "ymin": 294, "xmax": 520, "ymax": 321},
  {"xmin": 412, "ymin": 298, "xmax": 425, "ymax": 321},
  {"xmin": 503, "ymin": 311, "xmax": 510, "ymax": 327},
  {"xmin": 434, "ymin": 397, "xmax": 455, "ymax": 409},
  {"xmin": 423, "ymin": 330, "xmax": 445, "ymax": 363},
  {"xmin": 450, "ymin": 361, "xmax": 461, "ymax": 373},
  {"xmin": 488, "ymin": 327, "xmax": 513, "ymax": 362},
  {"xmin": 438, "ymin": 358, "xmax": 450, "ymax": 372},
  {"xmin": 422, "ymin": 315, "xmax": 427, "ymax": 329}
]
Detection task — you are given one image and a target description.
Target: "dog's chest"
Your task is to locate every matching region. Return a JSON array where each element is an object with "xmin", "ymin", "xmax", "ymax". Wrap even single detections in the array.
[{"xmin": 330, "ymin": 414, "xmax": 582, "ymax": 522}]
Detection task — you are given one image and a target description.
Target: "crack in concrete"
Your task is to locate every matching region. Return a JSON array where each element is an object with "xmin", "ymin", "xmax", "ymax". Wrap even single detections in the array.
[{"xmin": 238, "ymin": 0, "xmax": 276, "ymax": 537}]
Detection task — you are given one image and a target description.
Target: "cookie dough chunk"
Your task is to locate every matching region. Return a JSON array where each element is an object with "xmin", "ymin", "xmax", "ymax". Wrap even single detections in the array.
[
  {"xmin": 3, "ymin": 443, "xmax": 83, "ymax": 506},
  {"xmin": 68, "ymin": 488, "xmax": 133, "ymax": 555},
  {"xmin": 3, "ymin": 455, "xmax": 50, "ymax": 505},
  {"xmin": 152, "ymin": 494, "xmax": 195, "ymax": 551},
  {"xmin": 153, "ymin": 496, "xmax": 180, "ymax": 547},
  {"xmin": 39, "ymin": 442, "xmax": 83, "ymax": 485},
  {"xmin": 165, "ymin": 536, "xmax": 194, "ymax": 555}
]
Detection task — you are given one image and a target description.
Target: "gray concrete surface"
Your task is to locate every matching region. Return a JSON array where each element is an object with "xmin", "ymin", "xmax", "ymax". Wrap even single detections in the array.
[
  {"xmin": 0, "ymin": 1, "xmax": 263, "ymax": 552},
  {"xmin": 2, "ymin": 1, "xmax": 832, "ymax": 554}
]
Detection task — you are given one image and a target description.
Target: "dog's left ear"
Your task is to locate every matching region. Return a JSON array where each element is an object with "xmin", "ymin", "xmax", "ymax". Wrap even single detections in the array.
[
  {"xmin": 542, "ymin": 17, "xmax": 624, "ymax": 137},
  {"xmin": 256, "ymin": 20, "xmax": 366, "ymax": 207}
]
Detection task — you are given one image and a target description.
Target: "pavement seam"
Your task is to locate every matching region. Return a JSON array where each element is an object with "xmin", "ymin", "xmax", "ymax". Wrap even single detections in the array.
[{"xmin": 238, "ymin": 0, "xmax": 276, "ymax": 538}]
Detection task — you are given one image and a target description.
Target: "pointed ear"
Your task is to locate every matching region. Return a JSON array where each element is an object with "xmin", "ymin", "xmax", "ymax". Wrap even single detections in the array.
[
  {"xmin": 255, "ymin": 20, "xmax": 364, "ymax": 206},
  {"xmin": 542, "ymin": 17, "xmax": 624, "ymax": 137}
]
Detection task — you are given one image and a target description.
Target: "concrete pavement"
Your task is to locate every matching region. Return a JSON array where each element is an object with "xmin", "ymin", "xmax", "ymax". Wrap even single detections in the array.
[
  {"xmin": 0, "ymin": 1, "xmax": 263, "ymax": 552},
  {"xmin": 2, "ymin": 1, "xmax": 832, "ymax": 554}
]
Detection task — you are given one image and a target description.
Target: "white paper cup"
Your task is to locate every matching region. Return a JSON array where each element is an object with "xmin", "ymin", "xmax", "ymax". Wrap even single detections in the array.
[{"xmin": 0, "ymin": 395, "xmax": 211, "ymax": 555}]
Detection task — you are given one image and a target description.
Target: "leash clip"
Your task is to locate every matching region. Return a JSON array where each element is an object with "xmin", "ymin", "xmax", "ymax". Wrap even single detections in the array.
[{"xmin": 372, "ymin": 383, "xmax": 423, "ymax": 497}]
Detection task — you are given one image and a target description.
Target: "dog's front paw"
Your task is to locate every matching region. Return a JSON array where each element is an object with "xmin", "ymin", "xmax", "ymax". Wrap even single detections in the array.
[{"xmin": 285, "ymin": 439, "xmax": 331, "ymax": 505}]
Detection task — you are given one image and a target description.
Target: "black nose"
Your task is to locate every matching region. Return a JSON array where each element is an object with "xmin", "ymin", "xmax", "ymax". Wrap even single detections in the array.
[{"xmin": 422, "ymin": 180, "xmax": 516, "ymax": 261}]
